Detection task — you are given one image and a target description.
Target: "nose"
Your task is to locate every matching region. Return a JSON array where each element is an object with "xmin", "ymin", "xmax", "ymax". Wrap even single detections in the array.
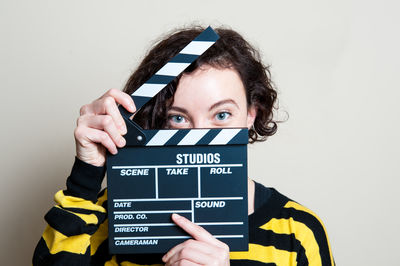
[{"xmin": 192, "ymin": 118, "xmax": 211, "ymax": 129}]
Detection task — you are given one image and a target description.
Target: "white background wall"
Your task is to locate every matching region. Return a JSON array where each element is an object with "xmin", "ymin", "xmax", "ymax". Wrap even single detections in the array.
[{"xmin": 1, "ymin": 0, "xmax": 399, "ymax": 265}]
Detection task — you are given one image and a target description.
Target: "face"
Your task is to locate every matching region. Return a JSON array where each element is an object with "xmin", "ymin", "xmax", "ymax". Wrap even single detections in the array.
[{"xmin": 167, "ymin": 65, "xmax": 256, "ymax": 129}]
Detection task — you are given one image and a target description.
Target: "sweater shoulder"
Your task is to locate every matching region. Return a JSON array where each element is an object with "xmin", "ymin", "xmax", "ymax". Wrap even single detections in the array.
[{"xmin": 254, "ymin": 187, "xmax": 335, "ymax": 265}]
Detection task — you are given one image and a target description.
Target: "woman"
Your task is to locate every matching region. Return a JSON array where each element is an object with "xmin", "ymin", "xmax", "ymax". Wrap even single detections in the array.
[{"xmin": 33, "ymin": 26, "xmax": 334, "ymax": 265}]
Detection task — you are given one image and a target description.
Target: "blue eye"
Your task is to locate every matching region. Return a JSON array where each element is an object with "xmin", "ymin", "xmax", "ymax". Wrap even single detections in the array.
[
  {"xmin": 169, "ymin": 115, "xmax": 186, "ymax": 124},
  {"xmin": 215, "ymin": 112, "xmax": 230, "ymax": 121}
]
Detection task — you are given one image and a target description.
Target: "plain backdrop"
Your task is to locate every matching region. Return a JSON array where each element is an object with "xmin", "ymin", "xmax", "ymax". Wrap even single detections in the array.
[{"xmin": 1, "ymin": 0, "xmax": 399, "ymax": 265}]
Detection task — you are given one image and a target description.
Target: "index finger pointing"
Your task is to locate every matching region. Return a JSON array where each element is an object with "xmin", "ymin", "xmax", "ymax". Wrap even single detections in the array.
[{"xmin": 171, "ymin": 214, "xmax": 222, "ymax": 247}]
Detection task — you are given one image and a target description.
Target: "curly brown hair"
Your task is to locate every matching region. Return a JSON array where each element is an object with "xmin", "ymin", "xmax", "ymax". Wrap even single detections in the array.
[{"xmin": 123, "ymin": 26, "xmax": 278, "ymax": 143}]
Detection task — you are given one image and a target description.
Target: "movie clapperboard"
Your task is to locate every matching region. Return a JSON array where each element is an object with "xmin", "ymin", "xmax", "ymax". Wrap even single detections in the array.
[{"xmin": 106, "ymin": 27, "xmax": 249, "ymax": 254}]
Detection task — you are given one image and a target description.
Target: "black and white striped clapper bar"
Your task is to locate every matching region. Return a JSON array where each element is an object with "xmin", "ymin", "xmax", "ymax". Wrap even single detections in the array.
[{"xmin": 106, "ymin": 27, "xmax": 249, "ymax": 254}]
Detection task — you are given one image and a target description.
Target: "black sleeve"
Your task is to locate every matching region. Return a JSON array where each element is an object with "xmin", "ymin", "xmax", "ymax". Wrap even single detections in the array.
[{"xmin": 33, "ymin": 157, "xmax": 108, "ymax": 266}]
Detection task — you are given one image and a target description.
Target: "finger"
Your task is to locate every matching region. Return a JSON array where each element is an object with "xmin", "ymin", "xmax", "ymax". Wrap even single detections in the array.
[
  {"xmin": 168, "ymin": 259, "xmax": 200, "ymax": 266},
  {"xmin": 80, "ymin": 89, "xmax": 135, "ymax": 117},
  {"xmin": 78, "ymin": 115, "xmax": 126, "ymax": 148},
  {"xmin": 164, "ymin": 242, "xmax": 216, "ymax": 265},
  {"xmin": 79, "ymin": 103, "xmax": 94, "ymax": 116},
  {"xmin": 91, "ymin": 96, "xmax": 128, "ymax": 135},
  {"xmin": 163, "ymin": 239, "xmax": 216, "ymax": 263},
  {"xmin": 79, "ymin": 89, "xmax": 136, "ymax": 115},
  {"xmin": 76, "ymin": 126, "xmax": 118, "ymax": 155},
  {"xmin": 168, "ymin": 259, "xmax": 201, "ymax": 266},
  {"xmin": 171, "ymin": 214, "xmax": 224, "ymax": 247},
  {"xmin": 101, "ymin": 88, "xmax": 136, "ymax": 113}
]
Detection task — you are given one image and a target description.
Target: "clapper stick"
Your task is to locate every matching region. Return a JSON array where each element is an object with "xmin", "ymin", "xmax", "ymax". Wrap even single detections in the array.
[{"xmin": 119, "ymin": 26, "xmax": 220, "ymax": 145}]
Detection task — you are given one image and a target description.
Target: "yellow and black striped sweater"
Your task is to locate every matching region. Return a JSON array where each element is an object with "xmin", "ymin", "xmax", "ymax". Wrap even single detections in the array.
[{"xmin": 33, "ymin": 158, "xmax": 335, "ymax": 265}]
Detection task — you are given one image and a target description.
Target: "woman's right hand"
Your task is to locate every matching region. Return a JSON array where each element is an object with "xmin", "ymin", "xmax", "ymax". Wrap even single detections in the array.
[{"xmin": 74, "ymin": 89, "xmax": 136, "ymax": 167}]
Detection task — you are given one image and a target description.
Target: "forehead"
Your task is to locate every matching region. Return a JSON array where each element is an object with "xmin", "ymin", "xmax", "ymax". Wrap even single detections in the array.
[{"xmin": 174, "ymin": 65, "xmax": 246, "ymax": 103}]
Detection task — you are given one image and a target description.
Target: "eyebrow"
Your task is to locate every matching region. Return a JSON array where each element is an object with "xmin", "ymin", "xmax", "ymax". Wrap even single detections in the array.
[
  {"xmin": 167, "ymin": 106, "xmax": 189, "ymax": 114},
  {"xmin": 208, "ymin": 99, "xmax": 240, "ymax": 111},
  {"xmin": 168, "ymin": 99, "xmax": 240, "ymax": 114}
]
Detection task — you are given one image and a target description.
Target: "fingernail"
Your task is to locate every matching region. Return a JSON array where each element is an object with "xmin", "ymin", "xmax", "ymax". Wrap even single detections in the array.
[
  {"xmin": 119, "ymin": 137, "xmax": 126, "ymax": 146},
  {"xmin": 172, "ymin": 213, "xmax": 181, "ymax": 219}
]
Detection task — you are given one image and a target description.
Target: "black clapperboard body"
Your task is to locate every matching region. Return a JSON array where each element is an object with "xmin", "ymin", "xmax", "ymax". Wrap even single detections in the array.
[{"xmin": 107, "ymin": 27, "xmax": 249, "ymax": 254}]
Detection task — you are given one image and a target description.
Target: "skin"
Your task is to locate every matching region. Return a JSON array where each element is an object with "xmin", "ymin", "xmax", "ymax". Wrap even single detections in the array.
[{"xmin": 75, "ymin": 65, "xmax": 257, "ymax": 265}]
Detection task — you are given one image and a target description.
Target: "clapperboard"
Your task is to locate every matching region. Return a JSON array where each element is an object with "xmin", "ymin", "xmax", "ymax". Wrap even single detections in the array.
[{"xmin": 107, "ymin": 27, "xmax": 249, "ymax": 254}]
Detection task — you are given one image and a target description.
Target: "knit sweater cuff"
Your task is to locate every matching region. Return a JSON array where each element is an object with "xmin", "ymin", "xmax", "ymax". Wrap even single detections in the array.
[{"xmin": 64, "ymin": 157, "xmax": 106, "ymax": 202}]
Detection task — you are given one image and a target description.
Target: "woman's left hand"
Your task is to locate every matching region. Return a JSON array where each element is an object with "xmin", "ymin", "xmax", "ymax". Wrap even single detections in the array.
[{"xmin": 162, "ymin": 214, "xmax": 230, "ymax": 266}]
